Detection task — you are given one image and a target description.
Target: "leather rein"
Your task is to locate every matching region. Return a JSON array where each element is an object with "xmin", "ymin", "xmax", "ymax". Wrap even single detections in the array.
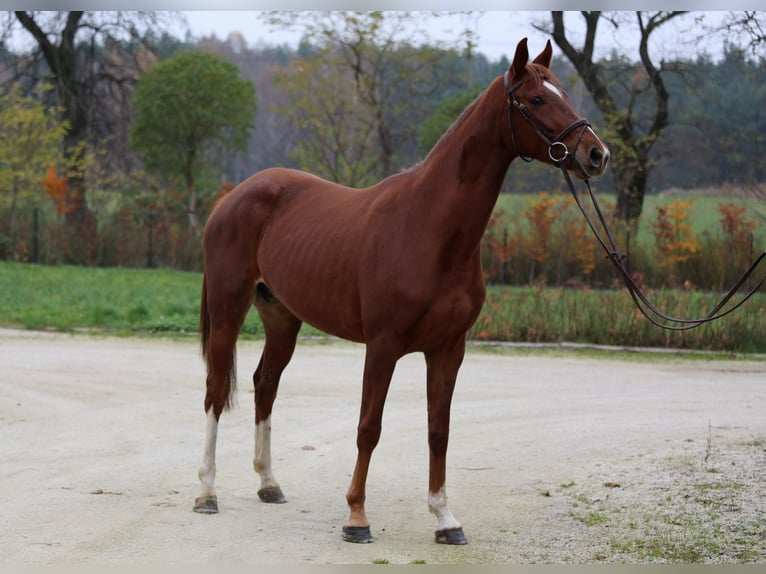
[{"xmin": 504, "ymin": 71, "xmax": 766, "ymax": 331}]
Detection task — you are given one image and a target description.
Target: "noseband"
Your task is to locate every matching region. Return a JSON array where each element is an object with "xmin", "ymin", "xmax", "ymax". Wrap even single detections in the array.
[
  {"xmin": 502, "ymin": 70, "xmax": 766, "ymax": 331},
  {"xmin": 503, "ymin": 71, "xmax": 591, "ymax": 167}
]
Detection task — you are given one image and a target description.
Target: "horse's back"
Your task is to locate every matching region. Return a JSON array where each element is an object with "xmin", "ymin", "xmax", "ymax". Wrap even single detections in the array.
[{"xmin": 210, "ymin": 167, "xmax": 368, "ymax": 229}]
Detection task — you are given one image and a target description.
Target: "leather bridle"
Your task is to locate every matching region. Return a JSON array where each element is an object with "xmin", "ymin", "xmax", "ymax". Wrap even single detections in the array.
[
  {"xmin": 504, "ymin": 70, "xmax": 766, "ymax": 331},
  {"xmin": 504, "ymin": 70, "xmax": 591, "ymax": 169}
]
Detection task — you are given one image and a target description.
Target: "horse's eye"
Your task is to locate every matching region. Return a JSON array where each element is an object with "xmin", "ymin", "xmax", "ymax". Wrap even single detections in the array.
[{"xmin": 530, "ymin": 96, "xmax": 544, "ymax": 107}]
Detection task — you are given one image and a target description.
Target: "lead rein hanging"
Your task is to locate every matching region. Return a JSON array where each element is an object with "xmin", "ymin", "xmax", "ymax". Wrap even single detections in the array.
[{"xmin": 560, "ymin": 166, "xmax": 766, "ymax": 331}]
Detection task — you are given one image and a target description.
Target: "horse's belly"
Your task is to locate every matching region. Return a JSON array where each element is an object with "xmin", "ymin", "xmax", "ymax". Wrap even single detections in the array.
[{"xmin": 258, "ymin": 215, "xmax": 367, "ymax": 342}]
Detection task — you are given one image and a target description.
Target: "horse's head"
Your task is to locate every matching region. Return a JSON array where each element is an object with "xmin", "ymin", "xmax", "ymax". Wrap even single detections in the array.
[{"xmin": 502, "ymin": 38, "xmax": 609, "ymax": 179}]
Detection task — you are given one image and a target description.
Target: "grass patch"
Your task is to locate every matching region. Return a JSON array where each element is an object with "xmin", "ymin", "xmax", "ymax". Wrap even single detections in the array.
[
  {"xmin": 1, "ymin": 262, "xmax": 764, "ymax": 354},
  {"xmin": 565, "ymin": 436, "xmax": 766, "ymax": 563},
  {"xmin": 620, "ymin": 532, "xmax": 723, "ymax": 562},
  {"xmin": 470, "ymin": 284, "xmax": 766, "ymax": 353},
  {"xmin": 0, "ymin": 262, "xmax": 322, "ymax": 338},
  {"xmin": 571, "ymin": 510, "xmax": 610, "ymax": 527}
]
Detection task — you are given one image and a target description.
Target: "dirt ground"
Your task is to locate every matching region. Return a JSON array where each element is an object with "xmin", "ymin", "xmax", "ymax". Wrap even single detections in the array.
[{"xmin": 1, "ymin": 329, "xmax": 764, "ymax": 565}]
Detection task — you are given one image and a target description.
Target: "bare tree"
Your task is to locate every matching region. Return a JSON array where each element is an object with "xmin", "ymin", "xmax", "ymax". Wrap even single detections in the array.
[
  {"xmin": 719, "ymin": 11, "xmax": 766, "ymax": 56},
  {"xmin": 541, "ymin": 11, "xmax": 687, "ymax": 225}
]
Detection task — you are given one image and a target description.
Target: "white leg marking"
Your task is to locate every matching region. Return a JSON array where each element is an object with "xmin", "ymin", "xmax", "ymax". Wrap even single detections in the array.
[
  {"xmin": 543, "ymin": 80, "xmax": 563, "ymax": 100},
  {"xmin": 254, "ymin": 415, "xmax": 279, "ymax": 490},
  {"xmin": 428, "ymin": 487, "xmax": 462, "ymax": 531},
  {"xmin": 197, "ymin": 407, "xmax": 218, "ymax": 499}
]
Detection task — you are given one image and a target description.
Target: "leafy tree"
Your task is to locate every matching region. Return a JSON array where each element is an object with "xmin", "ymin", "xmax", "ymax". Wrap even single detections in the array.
[
  {"xmin": 130, "ymin": 50, "xmax": 257, "ymax": 233},
  {"xmin": 267, "ymin": 11, "xmax": 464, "ymax": 183},
  {"xmin": 9, "ymin": 11, "xmax": 175, "ymax": 260},
  {"xmin": 417, "ymin": 87, "xmax": 482, "ymax": 157},
  {"xmin": 275, "ymin": 55, "xmax": 379, "ymax": 187},
  {"xmin": 0, "ymin": 85, "xmax": 68, "ymax": 255}
]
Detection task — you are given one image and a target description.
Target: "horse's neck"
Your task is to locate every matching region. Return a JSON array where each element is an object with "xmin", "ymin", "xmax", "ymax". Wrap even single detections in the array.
[{"xmin": 411, "ymin": 79, "xmax": 514, "ymax": 250}]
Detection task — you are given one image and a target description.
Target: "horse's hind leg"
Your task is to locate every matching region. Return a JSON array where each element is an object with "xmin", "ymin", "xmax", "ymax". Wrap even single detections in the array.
[
  {"xmin": 252, "ymin": 282, "xmax": 302, "ymax": 503},
  {"xmin": 194, "ymin": 267, "xmax": 255, "ymax": 514},
  {"xmin": 425, "ymin": 337, "xmax": 468, "ymax": 544}
]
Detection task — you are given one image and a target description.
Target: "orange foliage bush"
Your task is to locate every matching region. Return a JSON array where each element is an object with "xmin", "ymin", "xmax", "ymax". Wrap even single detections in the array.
[
  {"xmin": 38, "ymin": 164, "xmax": 70, "ymax": 215},
  {"xmin": 523, "ymin": 191, "xmax": 565, "ymax": 264},
  {"xmin": 652, "ymin": 200, "xmax": 700, "ymax": 268}
]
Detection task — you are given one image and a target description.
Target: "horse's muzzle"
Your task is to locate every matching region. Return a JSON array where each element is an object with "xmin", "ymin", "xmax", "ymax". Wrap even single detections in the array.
[{"xmin": 575, "ymin": 143, "xmax": 610, "ymax": 179}]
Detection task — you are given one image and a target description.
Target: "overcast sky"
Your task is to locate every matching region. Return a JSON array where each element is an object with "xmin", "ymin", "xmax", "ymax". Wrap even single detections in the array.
[
  {"xmin": 179, "ymin": 11, "xmax": 730, "ymax": 63},
  {"xmin": 0, "ymin": 10, "xmax": 735, "ymax": 63},
  {"xmin": 180, "ymin": 11, "xmax": 550, "ymax": 61}
]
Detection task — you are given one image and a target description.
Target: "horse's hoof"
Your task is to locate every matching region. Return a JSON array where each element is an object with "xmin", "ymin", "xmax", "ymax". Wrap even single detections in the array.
[
  {"xmin": 342, "ymin": 525, "xmax": 373, "ymax": 543},
  {"xmin": 258, "ymin": 486, "xmax": 286, "ymax": 504},
  {"xmin": 435, "ymin": 527, "xmax": 467, "ymax": 545},
  {"xmin": 193, "ymin": 495, "xmax": 219, "ymax": 514}
]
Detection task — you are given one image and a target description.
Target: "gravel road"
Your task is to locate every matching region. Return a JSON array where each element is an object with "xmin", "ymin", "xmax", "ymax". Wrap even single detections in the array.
[{"xmin": 1, "ymin": 330, "xmax": 764, "ymax": 564}]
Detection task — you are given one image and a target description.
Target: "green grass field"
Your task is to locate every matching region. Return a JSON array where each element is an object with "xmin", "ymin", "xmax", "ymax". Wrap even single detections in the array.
[
  {"xmin": 0, "ymin": 264, "xmax": 204, "ymax": 333},
  {"xmin": 1, "ymin": 262, "xmax": 764, "ymax": 353},
  {"xmin": 0, "ymin": 263, "xmax": 283, "ymax": 336}
]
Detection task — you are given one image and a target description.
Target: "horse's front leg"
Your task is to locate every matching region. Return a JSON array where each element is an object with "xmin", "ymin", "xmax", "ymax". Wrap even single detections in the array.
[
  {"xmin": 342, "ymin": 345, "xmax": 397, "ymax": 543},
  {"xmin": 425, "ymin": 337, "xmax": 468, "ymax": 545}
]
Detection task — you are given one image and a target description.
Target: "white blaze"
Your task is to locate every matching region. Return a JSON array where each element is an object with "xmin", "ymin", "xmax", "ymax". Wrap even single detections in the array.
[{"xmin": 543, "ymin": 80, "xmax": 563, "ymax": 100}]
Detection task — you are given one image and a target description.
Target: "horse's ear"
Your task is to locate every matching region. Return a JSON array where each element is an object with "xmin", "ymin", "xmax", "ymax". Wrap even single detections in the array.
[
  {"xmin": 511, "ymin": 37, "xmax": 529, "ymax": 79},
  {"xmin": 532, "ymin": 39, "xmax": 553, "ymax": 68}
]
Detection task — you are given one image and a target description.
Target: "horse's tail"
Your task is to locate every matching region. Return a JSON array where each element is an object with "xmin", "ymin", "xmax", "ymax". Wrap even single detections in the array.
[
  {"xmin": 200, "ymin": 272, "xmax": 211, "ymax": 359},
  {"xmin": 200, "ymin": 272, "xmax": 237, "ymax": 412}
]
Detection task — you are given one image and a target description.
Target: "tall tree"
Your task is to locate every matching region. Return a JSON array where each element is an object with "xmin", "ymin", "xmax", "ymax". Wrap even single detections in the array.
[
  {"xmin": 267, "ymin": 11, "xmax": 463, "ymax": 182},
  {"xmin": 10, "ymin": 11, "xmax": 173, "ymax": 261},
  {"xmin": 544, "ymin": 11, "xmax": 687, "ymax": 225},
  {"xmin": 275, "ymin": 54, "xmax": 379, "ymax": 187},
  {"xmin": 130, "ymin": 50, "xmax": 257, "ymax": 234}
]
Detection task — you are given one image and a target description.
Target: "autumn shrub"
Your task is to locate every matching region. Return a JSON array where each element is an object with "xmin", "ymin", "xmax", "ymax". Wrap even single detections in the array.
[
  {"xmin": 482, "ymin": 207, "xmax": 515, "ymax": 284},
  {"xmin": 482, "ymin": 192, "xmax": 764, "ymax": 293},
  {"xmin": 716, "ymin": 203, "xmax": 758, "ymax": 288},
  {"xmin": 651, "ymin": 199, "xmax": 701, "ymax": 287}
]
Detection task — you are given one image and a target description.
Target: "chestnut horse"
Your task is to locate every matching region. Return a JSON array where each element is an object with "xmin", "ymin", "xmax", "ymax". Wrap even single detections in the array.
[{"xmin": 194, "ymin": 38, "xmax": 609, "ymax": 544}]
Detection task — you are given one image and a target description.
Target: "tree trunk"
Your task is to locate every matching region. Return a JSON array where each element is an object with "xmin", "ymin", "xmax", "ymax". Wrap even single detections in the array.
[
  {"xmin": 15, "ymin": 11, "xmax": 98, "ymax": 263},
  {"xmin": 614, "ymin": 163, "xmax": 648, "ymax": 224},
  {"xmin": 548, "ymin": 11, "xmax": 683, "ymax": 226}
]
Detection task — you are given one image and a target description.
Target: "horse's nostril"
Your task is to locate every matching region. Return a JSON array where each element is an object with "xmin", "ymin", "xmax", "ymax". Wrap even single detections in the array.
[
  {"xmin": 589, "ymin": 147, "xmax": 603, "ymax": 167},
  {"xmin": 589, "ymin": 147, "xmax": 610, "ymax": 170}
]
